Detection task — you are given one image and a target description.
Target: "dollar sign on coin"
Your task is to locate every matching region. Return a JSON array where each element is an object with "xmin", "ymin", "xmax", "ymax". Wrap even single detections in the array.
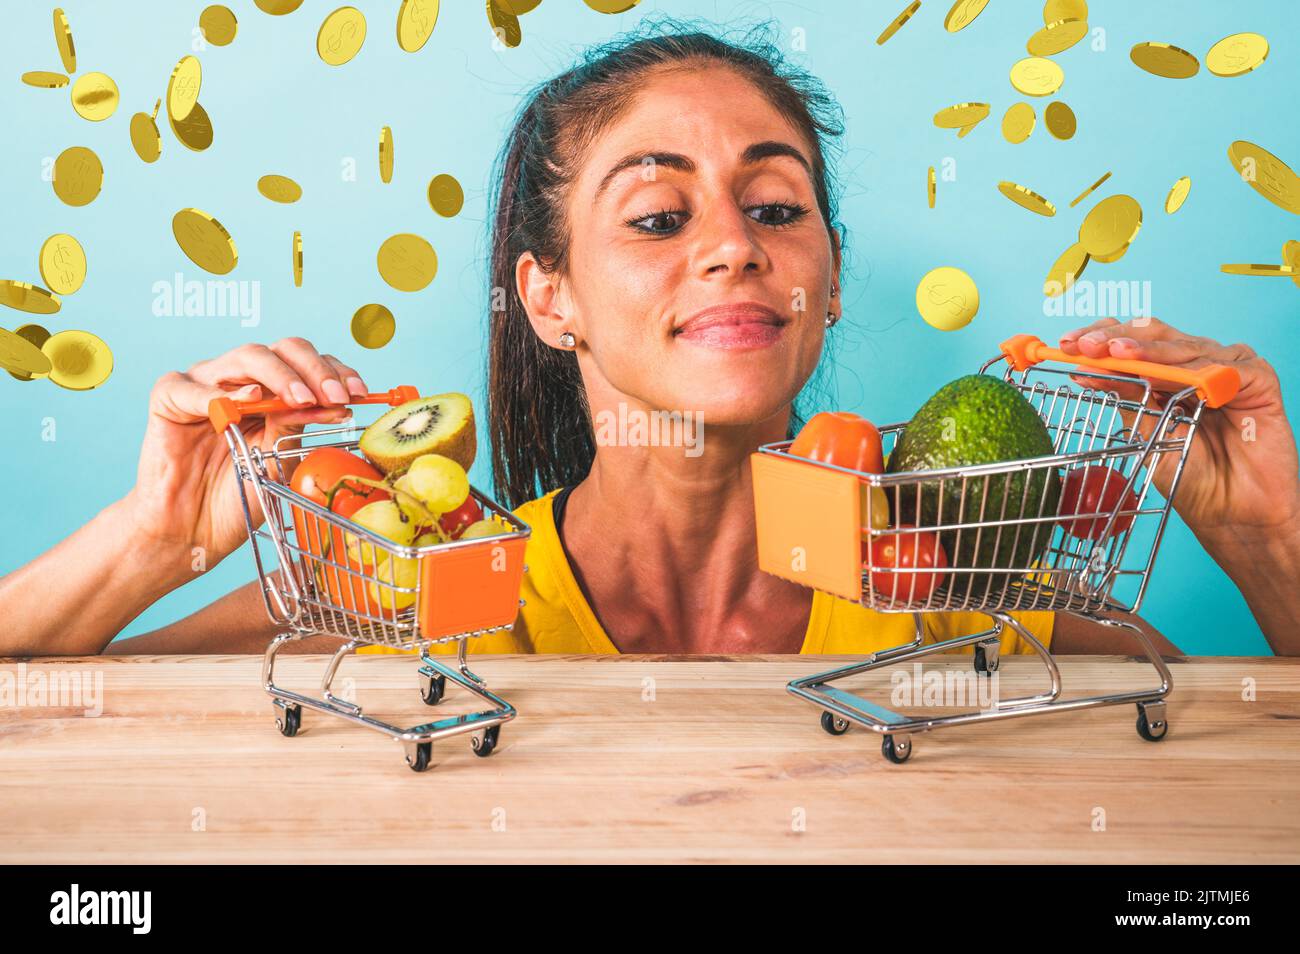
[
  {"xmin": 318, "ymin": 7, "xmax": 367, "ymax": 65},
  {"xmin": 39, "ymin": 235, "xmax": 86, "ymax": 296},
  {"xmin": 377, "ymin": 234, "xmax": 437, "ymax": 292},
  {"xmin": 52, "ymin": 147, "xmax": 103, "ymax": 207},
  {"xmin": 916, "ymin": 267, "xmax": 978, "ymax": 331}
]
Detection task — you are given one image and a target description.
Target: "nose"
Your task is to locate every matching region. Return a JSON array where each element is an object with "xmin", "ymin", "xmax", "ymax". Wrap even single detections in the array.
[{"xmin": 691, "ymin": 198, "xmax": 770, "ymax": 280}]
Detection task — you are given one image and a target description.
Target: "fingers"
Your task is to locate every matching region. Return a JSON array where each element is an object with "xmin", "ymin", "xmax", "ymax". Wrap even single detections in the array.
[
  {"xmin": 322, "ymin": 354, "xmax": 368, "ymax": 398},
  {"xmin": 150, "ymin": 372, "xmax": 260, "ymax": 424},
  {"xmin": 186, "ymin": 339, "xmax": 356, "ymax": 409},
  {"xmin": 269, "ymin": 337, "xmax": 350, "ymax": 406}
]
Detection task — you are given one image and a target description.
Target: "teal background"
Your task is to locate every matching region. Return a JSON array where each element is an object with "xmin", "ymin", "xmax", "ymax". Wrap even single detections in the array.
[{"xmin": 0, "ymin": 1, "xmax": 1295, "ymax": 653}]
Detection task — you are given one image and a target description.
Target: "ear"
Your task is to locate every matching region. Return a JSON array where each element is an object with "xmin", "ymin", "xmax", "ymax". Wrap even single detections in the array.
[
  {"xmin": 829, "ymin": 226, "xmax": 844, "ymax": 320},
  {"xmin": 516, "ymin": 250, "xmax": 574, "ymax": 350}
]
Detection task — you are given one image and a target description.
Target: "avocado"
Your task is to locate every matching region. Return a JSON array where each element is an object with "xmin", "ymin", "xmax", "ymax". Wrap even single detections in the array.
[{"xmin": 884, "ymin": 374, "xmax": 1061, "ymax": 601}]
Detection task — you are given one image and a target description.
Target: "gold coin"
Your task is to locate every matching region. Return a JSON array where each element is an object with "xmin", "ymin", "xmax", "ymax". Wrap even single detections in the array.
[
  {"xmin": 0, "ymin": 281, "xmax": 61, "ymax": 316},
  {"xmin": 43, "ymin": 330, "xmax": 113, "ymax": 391},
  {"xmin": 1069, "ymin": 170, "xmax": 1111, "ymax": 207},
  {"xmin": 1044, "ymin": 243, "xmax": 1090, "ymax": 297},
  {"xmin": 293, "ymin": 232, "xmax": 303, "ymax": 287},
  {"xmin": 1091, "ymin": 243, "xmax": 1131, "ymax": 265},
  {"xmin": 1283, "ymin": 241, "xmax": 1300, "ymax": 269},
  {"xmin": 956, "ymin": 122, "xmax": 980, "ymax": 139},
  {"xmin": 379, "ymin": 125, "xmax": 394, "ymax": 183},
  {"xmin": 258, "ymin": 174, "xmax": 303, "ymax": 203},
  {"xmin": 70, "ymin": 72, "xmax": 119, "ymax": 122},
  {"xmin": 130, "ymin": 107, "xmax": 163, "ymax": 163},
  {"xmin": 934, "ymin": 102, "xmax": 990, "ymax": 130},
  {"xmin": 499, "ymin": 0, "xmax": 543, "ymax": 12},
  {"xmin": 582, "ymin": 0, "xmax": 641, "ymax": 11},
  {"xmin": 7, "ymin": 324, "xmax": 53, "ymax": 381},
  {"xmin": 53, "ymin": 8, "xmax": 76, "ymax": 73},
  {"xmin": 927, "ymin": 166, "xmax": 936, "ymax": 209},
  {"xmin": 397, "ymin": 0, "xmax": 439, "ymax": 52},
  {"xmin": 916, "ymin": 267, "xmax": 978, "ymax": 331},
  {"xmin": 1130, "ymin": 42, "xmax": 1199, "ymax": 79},
  {"xmin": 167, "ymin": 56, "xmax": 202, "ymax": 122},
  {"xmin": 1220, "ymin": 263, "xmax": 1295, "ymax": 277},
  {"xmin": 1079, "ymin": 194, "xmax": 1142, "ymax": 259},
  {"xmin": 377, "ymin": 234, "xmax": 437, "ymax": 292},
  {"xmin": 1207, "ymin": 33, "xmax": 1268, "ymax": 78},
  {"xmin": 1043, "ymin": 0, "xmax": 1087, "ymax": 21},
  {"xmin": 255, "ymin": 0, "xmax": 304, "ymax": 13},
  {"xmin": 944, "ymin": 0, "xmax": 991, "ymax": 33},
  {"xmin": 1227, "ymin": 140, "xmax": 1300, "ymax": 215},
  {"xmin": 171, "ymin": 100, "xmax": 214, "ymax": 151},
  {"xmin": 173, "ymin": 209, "xmax": 238, "ymax": 275},
  {"xmin": 427, "ymin": 174, "xmax": 464, "ymax": 217},
  {"xmin": 1027, "ymin": 18, "xmax": 1087, "ymax": 57},
  {"xmin": 39, "ymin": 234, "xmax": 86, "ymax": 296},
  {"xmin": 22, "ymin": 71, "xmax": 69, "ymax": 88},
  {"xmin": 1010, "ymin": 57, "xmax": 1064, "ymax": 96},
  {"xmin": 998, "ymin": 181, "xmax": 1056, "ymax": 217},
  {"xmin": 318, "ymin": 7, "xmax": 367, "ymax": 66},
  {"xmin": 200, "ymin": 6, "xmax": 238, "ymax": 46},
  {"xmin": 486, "ymin": 1, "xmax": 522, "ymax": 47},
  {"xmin": 52, "ymin": 146, "xmax": 103, "ymax": 207},
  {"xmin": 0, "ymin": 327, "xmax": 53, "ymax": 378},
  {"xmin": 1044, "ymin": 100, "xmax": 1076, "ymax": 139},
  {"xmin": 351, "ymin": 304, "xmax": 395, "ymax": 349},
  {"xmin": 1001, "ymin": 102, "xmax": 1035, "ymax": 144},
  {"xmin": 876, "ymin": 0, "xmax": 921, "ymax": 45},
  {"xmin": 1165, "ymin": 176, "xmax": 1192, "ymax": 214}
]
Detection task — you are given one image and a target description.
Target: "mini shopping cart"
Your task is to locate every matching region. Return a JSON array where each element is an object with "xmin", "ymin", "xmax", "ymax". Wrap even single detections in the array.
[
  {"xmin": 209, "ymin": 386, "xmax": 530, "ymax": 772},
  {"xmin": 752, "ymin": 333, "xmax": 1241, "ymax": 763}
]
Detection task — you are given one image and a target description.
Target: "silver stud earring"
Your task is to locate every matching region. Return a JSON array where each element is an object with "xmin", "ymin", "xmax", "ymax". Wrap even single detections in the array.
[
  {"xmin": 825, "ymin": 312, "xmax": 839, "ymax": 328},
  {"xmin": 558, "ymin": 331, "xmax": 576, "ymax": 348}
]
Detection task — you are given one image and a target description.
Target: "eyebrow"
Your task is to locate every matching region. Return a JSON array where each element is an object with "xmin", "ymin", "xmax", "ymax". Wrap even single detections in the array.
[{"xmin": 593, "ymin": 140, "xmax": 813, "ymax": 201}]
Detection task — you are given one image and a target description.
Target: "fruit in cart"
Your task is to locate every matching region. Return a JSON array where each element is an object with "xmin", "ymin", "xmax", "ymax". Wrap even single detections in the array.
[
  {"xmin": 1057, "ymin": 465, "xmax": 1138, "ymax": 540},
  {"xmin": 790, "ymin": 411, "xmax": 886, "ymax": 531},
  {"xmin": 461, "ymin": 517, "xmax": 508, "ymax": 540},
  {"xmin": 885, "ymin": 374, "xmax": 1060, "ymax": 599},
  {"xmin": 863, "ymin": 526, "xmax": 949, "ymax": 602},
  {"xmin": 358, "ymin": 392, "xmax": 476, "ymax": 474},
  {"xmin": 289, "ymin": 447, "xmax": 389, "ymax": 517},
  {"xmin": 394, "ymin": 453, "xmax": 470, "ymax": 514},
  {"xmin": 367, "ymin": 532, "xmax": 437, "ymax": 611},
  {"xmin": 344, "ymin": 500, "xmax": 417, "ymax": 564},
  {"xmin": 439, "ymin": 493, "xmax": 484, "ymax": 538}
]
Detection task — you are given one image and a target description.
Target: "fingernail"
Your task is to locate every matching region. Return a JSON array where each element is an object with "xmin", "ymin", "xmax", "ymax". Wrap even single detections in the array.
[
  {"xmin": 235, "ymin": 384, "xmax": 261, "ymax": 400},
  {"xmin": 1080, "ymin": 331, "xmax": 1107, "ymax": 344},
  {"xmin": 289, "ymin": 381, "xmax": 314, "ymax": 406},
  {"xmin": 322, "ymin": 379, "xmax": 349, "ymax": 404},
  {"xmin": 346, "ymin": 376, "xmax": 366, "ymax": 397},
  {"xmin": 1110, "ymin": 336, "xmax": 1139, "ymax": 350}
]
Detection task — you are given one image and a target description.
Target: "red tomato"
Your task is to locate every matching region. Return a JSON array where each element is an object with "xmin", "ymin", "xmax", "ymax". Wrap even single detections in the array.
[
  {"xmin": 863, "ymin": 526, "xmax": 948, "ymax": 601},
  {"xmin": 439, "ymin": 493, "xmax": 484, "ymax": 539},
  {"xmin": 790, "ymin": 411, "xmax": 884, "ymax": 474},
  {"xmin": 1057, "ymin": 465, "xmax": 1138, "ymax": 540},
  {"xmin": 290, "ymin": 447, "xmax": 388, "ymax": 518}
]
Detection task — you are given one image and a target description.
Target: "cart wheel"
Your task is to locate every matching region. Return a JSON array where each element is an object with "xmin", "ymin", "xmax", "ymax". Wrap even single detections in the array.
[
  {"xmin": 472, "ymin": 725, "xmax": 500, "ymax": 758},
  {"xmin": 881, "ymin": 735, "xmax": 912, "ymax": 764},
  {"xmin": 420, "ymin": 674, "xmax": 446, "ymax": 706},
  {"xmin": 1136, "ymin": 707, "xmax": 1168, "ymax": 742},
  {"xmin": 276, "ymin": 704, "xmax": 301, "ymax": 738},
  {"xmin": 406, "ymin": 742, "xmax": 433, "ymax": 772},
  {"xmin": 820, "ymin": 711, "xmax": 850, "ymax": 736},
  {"xmin": 973, "ymin": 646, "xmax": 998, "ymax": 674}
]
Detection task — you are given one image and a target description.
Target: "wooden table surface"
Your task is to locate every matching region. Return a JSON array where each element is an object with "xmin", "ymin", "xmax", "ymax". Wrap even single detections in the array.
[{"xmin": 1, "ymin": 653, "xmax": 1297, "ymax": 864}]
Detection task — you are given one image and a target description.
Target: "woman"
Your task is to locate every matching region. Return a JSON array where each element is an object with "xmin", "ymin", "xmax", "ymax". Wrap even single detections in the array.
[{"xmin": 2, "ymin": 25, "xmax": 1298, "ymax": 657}]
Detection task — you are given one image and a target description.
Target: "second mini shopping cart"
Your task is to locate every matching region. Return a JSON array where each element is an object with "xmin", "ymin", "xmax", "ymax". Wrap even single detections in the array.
[
  {"xmin": 752, "ymin": 333, "xmax": 1241, "ymax": 763},
  {"xmin": 209, "ymin": 386, "xmax": 530, "ymax": 772}
]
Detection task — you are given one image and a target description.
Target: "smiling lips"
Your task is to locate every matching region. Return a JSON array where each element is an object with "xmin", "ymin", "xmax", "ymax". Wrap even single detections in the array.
[{"xmin": 674, "ymin": 302, "xmax": 788, "ymax": 350}]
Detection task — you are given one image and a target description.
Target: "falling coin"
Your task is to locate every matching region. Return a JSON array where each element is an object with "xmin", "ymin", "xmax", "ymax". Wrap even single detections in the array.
[
  {"xmin": 397, "ymin": 0, "xmax": 439, "ymax": 51},
  {"xmin": 21, "ymin": 71, "xmax": 69, "ymax": 88},
  {"xmin": 877, "ymin": 0, "xmax": 921, "ymax": 45},
  {"xmin": 7, "ymin": 324, "xmax": 52, "ymax": 381},
  {"xmin": 0, "ymin": 326, "xmax": 53, "ymax": 379},
  {"xmin": 130, "ymin": 101, "xmax": 163, "ymax": 163},
  {"xmin": 39, "ymin": 234, "xmax": 86, "ymax": 296},
  {"xmin": 167, "ymin": 56, "xmax": 202, "ymax": 122},
  {"xmin": 53, "ymin": 8, "xmax": 76, "ymax": 73},
  {"xmin": 934, "ymin": 103, "xmax": 990, "ymax": 130},
  {"xmin": 173, "ymin": 209, "xmax": 238, "ymax": 275},
  {"xmin": 43, "ymin": 330, "xmax": 113, "ymax": 390},
  {"xmin": 1283, "ymin": 241, "xmax": 1300, "ymax": 269},
  {"xmin": 427, "ymin": 174, "xmax": 464, "ymax": 217},
  {"xmin": 583, "ymin": 0, "xmax": 641, "ymax": 10},
  {"xmin": 927, "ymin": 166, "xmax": 936, "ymax": 209},
  {"xmin": 52, "ymin": 146, "xmax": 103, "ymax": 207},
  {"xmin": 1044, "ymin": 243, "xmax": 1090, "ymax": 297},
  {"xmin": 1070, "ymin": 170, "xmax": 1111, "ymax": 207},
  {"xmin": 351, "ymin": 304, "xmax": 395, "ymax": 349},
  {"xmin": 70, "ymin": 72, "xmax": 119, "ymax": 122},
  {"xmin": 1220, "ymin": 263, "xmax": 1295, "ymax": 277},
  {"xmin": 1165, "ymin": 176, "xmax": 1192, "ymax": 214},
  {"xmin": 998, "ymin": 181, "xmax": 1056, "ymax": 217},
  {"xmin": 255, "ymin": 0, "xmax": 305, "ymax": 13},
  {"xmin": 0, "ymin": 281, "xmax": 61, "ymax": 316},
  {"xmin": 1010, "ymin": 57, "xmax": 1064, "ymax": 96},
  {"xmin": 318, "ymin": 6, "xmax": 367, "ymax": 66},
  {"xmin": 1206, "ymin": 33, "xmax": 1268, "ymax": 78},
  {"xmin": 1130, "ymin": 42, "xmax": 1199, "ymax": 79},
  {"xmin": 379, "ymin": 126, "xmax": 394, "ymax": 183},
  {"xmin": 1001, "ymin": 102, "xmax": 1036, "ymax": 144},
  {"xmin": 1080, "ymin": 194, "xmax": 1142, "ymax": 259},
  {"xmin": 199, "ymin": 6, "xmax": 239, "ymax": 46},
  {"xmin": 1027, "ymin": 18, "xmax": 1088, "ymax": 57},
  {"xmin": 956, "ymin": 122, "xmax": 980, "ymax": 139},
  {"xmin": 1043, "ymin": 0, "xmax": 1087, "ymax": 20},
  {"xmin": 916, "ymin": 266, "xmax": 978, "ymax": 331},
  {"xmin": 1227, "ymin": 140, "xmax": 1300, "ymax": 215},
  {"xmin": 293, "ymin": 232, "xmax": 303, "ymax": 287},
  {"xmin": 1044, "ymin": 101, "xmax": 1076, "ymax": 139},
  {"xmin": 377, "ymin": 234, "xmax": 437, "ymax": 292},
  {"xmin": 258, "ymin": 174, "xmax": 303, "ymax": 203},
  {"xmin": 486, "ymin": 1, "xmax": 522, "ymax": 47},
  {"xmin": 171, "ymin": 101, "xmax": 214, "ymax": 151},
  {"xmin": 944, "ymin": 0, "xmax": 991, "ymax": 33}
]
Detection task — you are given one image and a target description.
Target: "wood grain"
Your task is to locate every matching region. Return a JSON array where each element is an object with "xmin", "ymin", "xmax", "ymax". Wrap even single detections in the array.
[{"xmin": 1, "ymin": 653, "xmax": 1297, "ymax": 863}]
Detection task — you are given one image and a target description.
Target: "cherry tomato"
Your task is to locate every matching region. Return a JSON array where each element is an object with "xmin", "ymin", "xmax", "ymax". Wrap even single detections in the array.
[
  {"xmin": 290, "ymin": 447, "xmax": 388, "ymax": 518},
  {"xmin": 438, "ymin": 493, "xmax": 484, "ymax": 539},
  {"xmin": 790, "ymin": 411, "xmax": 884, "ymax": 474},
  {"xmin": 1057, "ymin": 465, "xmax": 1138, "ymax": 540},
  {"xmin": 863, "ymin": 525, "xmax": 948, "ymax": 601}
]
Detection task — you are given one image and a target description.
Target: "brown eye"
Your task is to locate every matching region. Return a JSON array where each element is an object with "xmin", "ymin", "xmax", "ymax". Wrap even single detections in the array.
[
  {"xmin": 748, "ymin": 202, "xmax": 811, "ymax": 227},
  {"xmin": 627, "ymin": 208, "xmax": 689, "ymax": 234}
]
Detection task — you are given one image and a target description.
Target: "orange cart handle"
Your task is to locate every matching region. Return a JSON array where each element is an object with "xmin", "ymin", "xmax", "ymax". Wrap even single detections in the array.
[
  {"xmin": 1000, "ymin": 334, "xmax": 1241, "ymax": 409},
  {"xmin": 208, "ymin": 385, "xmax": 419, "ymax": 433}
]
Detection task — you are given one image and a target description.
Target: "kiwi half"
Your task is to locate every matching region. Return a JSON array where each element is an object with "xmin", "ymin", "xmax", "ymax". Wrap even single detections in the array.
[{"xmin": 359, "ymin": 392, "xmax": 476, "ymax": 475}]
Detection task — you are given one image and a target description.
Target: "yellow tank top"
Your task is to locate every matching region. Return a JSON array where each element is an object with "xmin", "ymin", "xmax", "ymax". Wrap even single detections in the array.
[{"xmin": 361, "ymin": 487, "xmax": 1053, "ymax": 656}]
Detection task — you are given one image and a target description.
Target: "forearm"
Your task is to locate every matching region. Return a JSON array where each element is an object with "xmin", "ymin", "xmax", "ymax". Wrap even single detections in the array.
[{"xmin": 104, "ymin": 579, "xmax": 296, "ymax": 654}]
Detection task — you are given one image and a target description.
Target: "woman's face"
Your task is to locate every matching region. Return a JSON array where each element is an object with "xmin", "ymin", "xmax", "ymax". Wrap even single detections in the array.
[{"xmin": 532, "ymin": 66, "xmax": 839, "ymax": 428}]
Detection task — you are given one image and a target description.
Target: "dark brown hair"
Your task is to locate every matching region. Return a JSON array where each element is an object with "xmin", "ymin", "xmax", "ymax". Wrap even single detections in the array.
[{"xmin": 486, "ymin": 16, "xmax": 846, "ymax": 510}]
